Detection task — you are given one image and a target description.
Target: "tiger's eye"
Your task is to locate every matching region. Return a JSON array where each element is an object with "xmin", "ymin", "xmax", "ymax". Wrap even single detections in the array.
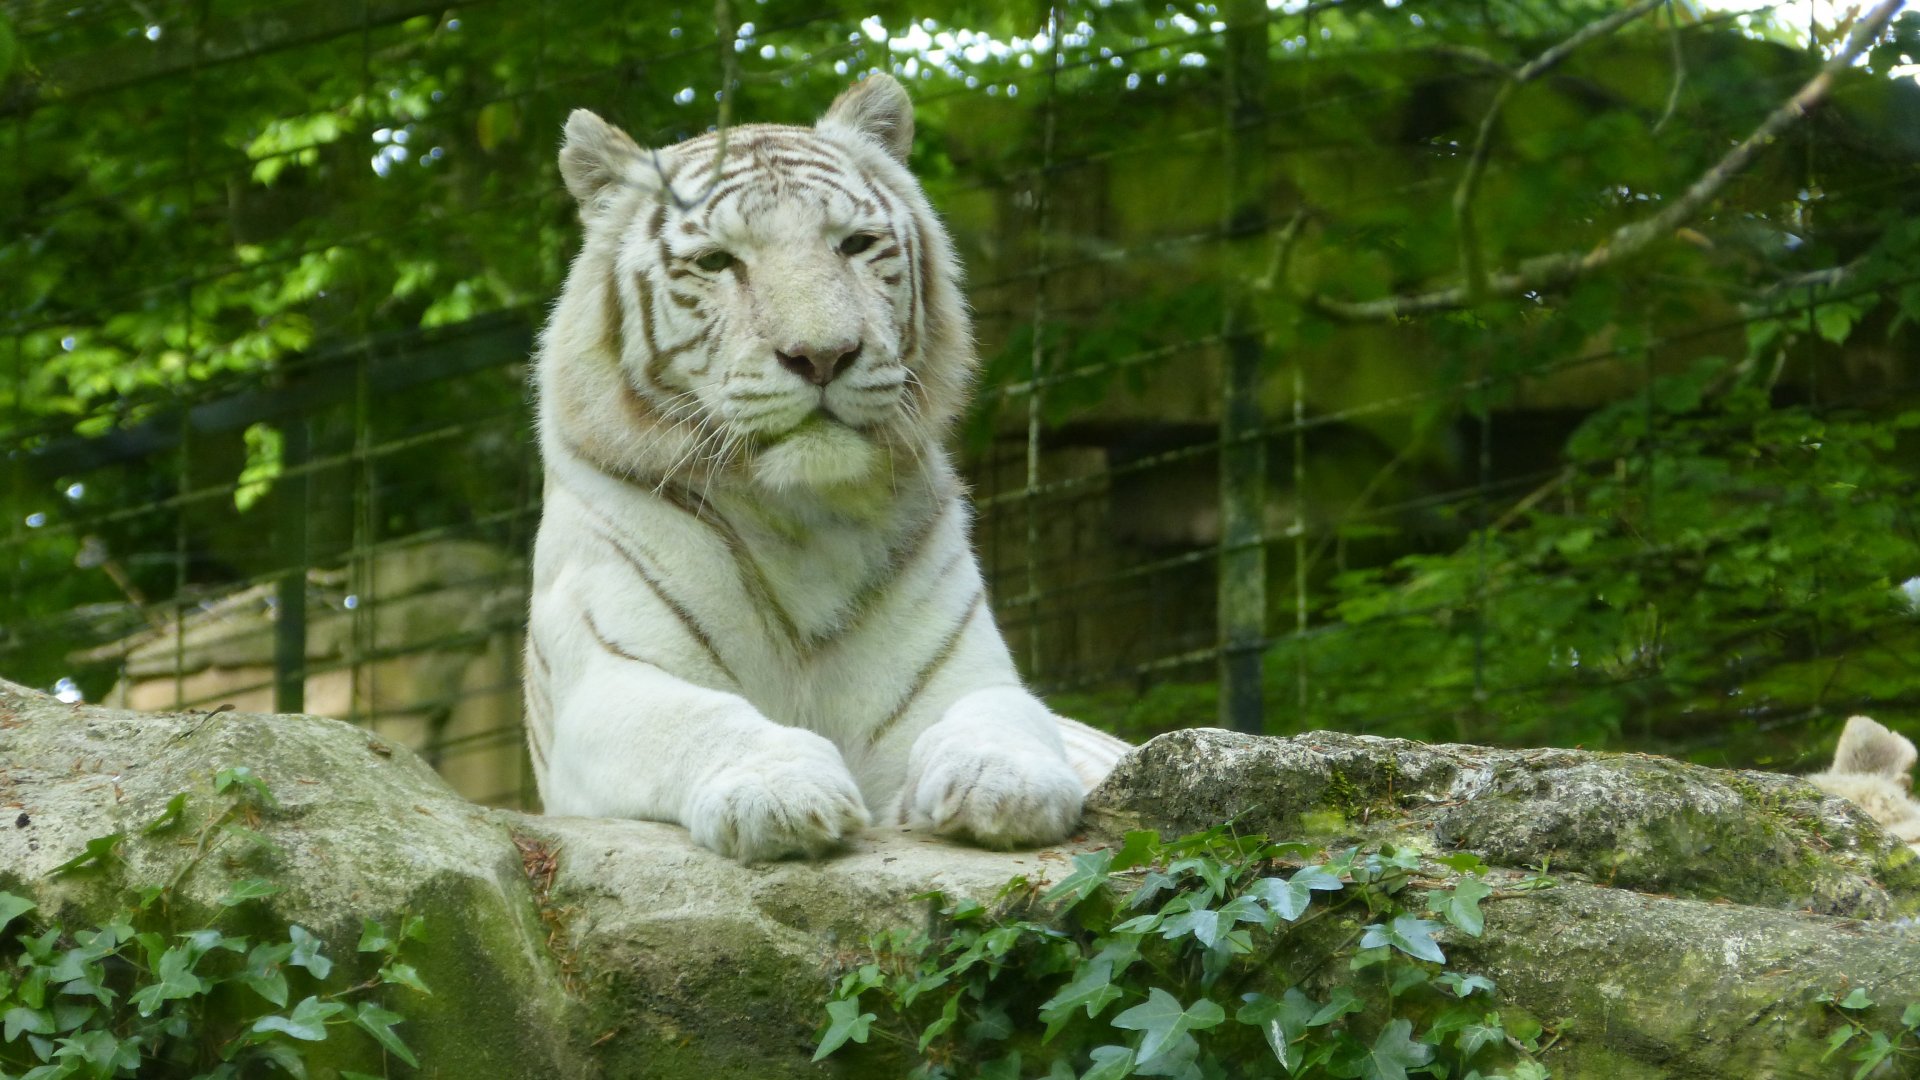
[
  {"xmin": 838, "ymin": 233, "xmax": 878, "ymax": 256},
  {"xmin": 694, "ymin": 250, "xmax": 736, "ymax": 273}
]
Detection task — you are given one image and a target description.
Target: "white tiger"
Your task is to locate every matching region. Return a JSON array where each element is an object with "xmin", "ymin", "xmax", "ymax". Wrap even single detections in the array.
[
  {"xmin": 1806, "ymin": 715, "xmax": 1920, "ymax": 853},
  {"xmin": 525, "ymin": 75, "xmax": 1129, "ymax": 861}
]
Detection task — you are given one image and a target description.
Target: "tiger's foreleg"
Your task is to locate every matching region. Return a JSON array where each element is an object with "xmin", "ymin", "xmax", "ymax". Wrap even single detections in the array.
[
  {"xmin": 544, "ymin": 645, "xmax": 870, "ymax": 862},
  {"xmin": 899, "ymin": 684, "xmax": 1086, "ymax": 848}
]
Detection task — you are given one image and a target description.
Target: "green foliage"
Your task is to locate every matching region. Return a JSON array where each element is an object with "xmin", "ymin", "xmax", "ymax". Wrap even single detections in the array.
[
  {"xmin": 0, "ymin": 773, "xmax": 429, "ymax": 1078},
  {"xmin": 814, "ymin": 823, "xmax": 1551, "ymax": 1079},
  {"xmin": 1263, "ymin": 343, "xmax": 1920, "ymax": 760},
  {"xmin": 1817, "ymin": 986, "xmax": 1920, "ymax": 1079}
]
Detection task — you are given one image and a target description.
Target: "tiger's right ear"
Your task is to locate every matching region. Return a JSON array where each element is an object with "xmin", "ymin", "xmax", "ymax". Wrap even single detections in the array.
[{"xmin": 559, "ymin": 109, "xmax": 647, "ymax": 214}]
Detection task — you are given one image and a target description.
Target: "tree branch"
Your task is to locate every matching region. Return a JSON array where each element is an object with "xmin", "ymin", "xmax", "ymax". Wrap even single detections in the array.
[{"xmin": 1306, "ymin": 0, "xmax": 1908, "ymax": 321}]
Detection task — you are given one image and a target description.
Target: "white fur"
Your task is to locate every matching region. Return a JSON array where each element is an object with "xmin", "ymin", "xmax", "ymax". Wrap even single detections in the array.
[
  {"xmin": 526, "ymin": 77, "xmax": 1130, "ymax": 861},
  {"xmin": 1806, "ymin": 715, "xmax": 1920, "ymax": 852}
]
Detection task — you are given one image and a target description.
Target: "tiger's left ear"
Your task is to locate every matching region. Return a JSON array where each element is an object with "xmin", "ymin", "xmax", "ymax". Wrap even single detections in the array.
[{"xmin": 819, "ymin": 74, "xmax": 914, "ymax": 165}]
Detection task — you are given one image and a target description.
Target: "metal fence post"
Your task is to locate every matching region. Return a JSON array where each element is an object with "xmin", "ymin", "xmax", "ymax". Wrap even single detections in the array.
[
  {"xmin": 1218, "ymin": 0, "xmax": 1269, "ymax": 734},
  {"xmin": 273, "ymin": 415, "xmax": 310, "ymax": 714}
]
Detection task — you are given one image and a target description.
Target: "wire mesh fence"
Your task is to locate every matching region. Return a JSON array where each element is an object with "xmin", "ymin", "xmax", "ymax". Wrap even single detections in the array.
[{"xmin": 4, "ymin": 0, "xmax": 1918, "ymax": 810}]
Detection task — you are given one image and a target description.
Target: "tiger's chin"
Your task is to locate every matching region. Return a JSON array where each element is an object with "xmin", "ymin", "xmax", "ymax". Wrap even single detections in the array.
[{"xmin": 750, "ymin": 414, "xmax": 882, "ymax": 492}]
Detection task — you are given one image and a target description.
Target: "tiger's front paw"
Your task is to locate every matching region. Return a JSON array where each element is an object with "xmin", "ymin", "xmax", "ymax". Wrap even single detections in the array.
[
  {"xmin": 903, "ymin": 725, "xmax": 1083, "ymax": 849},
  {"xmin": 686, "ymin": 730, "xmax": 870, "ymax": 862}
]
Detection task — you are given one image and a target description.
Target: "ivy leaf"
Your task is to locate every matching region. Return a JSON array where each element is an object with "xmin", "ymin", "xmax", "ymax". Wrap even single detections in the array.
[
  {"xmin": 53, "ymin": 1026, "xmax": 140, "ymax": 1074},
  {"xmin": 50, "ymin": 833, "xmax": 124, "ymax": 877},
  {"xmin": 356, "ymin": 919, "xmax": 395, "ymax": 954},
  {"xmin": 1435, "ymin": 851, "xmax": 1490, "ymax": 876},
  {"xmin": 1308, "ymin": 987, "xmax": 1362, "ymax": 1027},
  {"xmin": 218, "ymin": 878, "xmax": 284, "ymax": 907},
  {"xmin": 1456, "ymin": 1014, "xmax": 1506, "ymax": 1060},
  {"xmin": 352, "ymin": 1001, "xmax": 420, "ymax": 1067},
  {"xmin": 380, "ymin": 962, "xmax": 431, "ymax": 995},
  {"xmin": 129, "ymin": 946, "xmax": 208, "ymax": 1016},
  {"xmin": 1436, "ymin": 971, "xmax": 1496, "ymax": 998},
  {"xmin": 1247, "ymin": 865, "xmax": 1344, "ymax": 922},
  {"xmin": 257, "ymin": 1041, "xmax": 310, "ymax": 1079},
  {"xmin": 1903, "ymin": 1001, "xmax": 1920, "ymax": 1029},
  {"xmin": 917, "ymin": 993, "xmax": 961, "ymax": 1052},
  {"xmin": 1431, "ymin": 878, "xmax": 1493, "ymax": 937},
  {"xmin": 252, "ymin": 995, "xmax": 345, "ymax": 1042},
  {"xmin": 1236, "ymin": 988, "xmax": 1315, "ymax": 1071},
  {"xmin": 979, "ymin": 1052, "xmax": 1022, "ymax": 1080},
  {"xmin": 1039, "ymin": 958, "xmax": 1123, "ymax": 1038},
  {"xmin": 214, "ymin": 766, "xmax": 280, "ymax": 809},
  {"xmin": 1133, "ymin": 1031, "xmax": 1200, "ymax": 1078},
  {"xmin": 243, "ymin": 959, "xmax": 290, "ymax": 1010},
  {"xmin": 0, "ymin": 891, "xmax": 36, "ymax": 933},
  {"xmin": 1127, "ymin": 871, "xmax": 1178, "ymax": 911},
  {"xmin": 1044, "ymin": 850, "xmax": 1116, "ymax": 908},
  {"xmin": 1359, "ymin": 915, "xmax": 1447, "ymax": 965},
  {"xmin": 1838, "ymin": 988, "xmax": 1873, "ymax": 1010},
  {"xmin": 1215, "ymin": 895, "xmax": 1273, "ymax": 931},
  {"xmin": 1081, "ymin": 1044, "xmax": 1136, "ymax": 1080},
  {"xmin": 1358, "ymin": 1018, "xmax": 1434, "ymax": 1080},
  {"xmin": 1111, "ymin": 830, "xmax": 1160, "ymax": 871},
  {"xmin": 1157, "ymin": 908, "xmax": 1224, "ymax": 949},
  {"xmin": 1850, "ymin": 1030, "xmax": 1896, "ymax": 1079},
  {"xmin": 141, "ymin": 792, "xmax": 189, "ymax": 835},
  {"xmin": 812, "ymin": 997, "xmax": 876, "ymax": 1061},
  {"xmin": 4, "ymin": 1006, "xmax": 54, "ymax": 1041},
  {"xmin": 1112, "ymin": 987, "xmax": 1226, "ymax": 1063},
  {"xmin": 1168, "ymin": 857, "xmax": 1228, "ymax": 901},
  {"xmin": 285, "ymin": 926, "xmax": 332, "ymax": 980},
  {"xmin": 965, "ymin": 1002, "xmax": 1014, "ymax": 1045}
]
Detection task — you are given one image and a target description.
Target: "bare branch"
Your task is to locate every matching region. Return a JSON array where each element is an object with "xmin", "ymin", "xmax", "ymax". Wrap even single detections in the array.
[
  {"xmin": 1652, "ymin": 0, "xmax": 1688, "ymax": 134},
  {"xmin": 1307, "ymin": 0, "xmax": 1909, "ymax": 322},
  {"xmin": 1462, "ymin": 0, "xmax": 1668, "ymax": 302}
]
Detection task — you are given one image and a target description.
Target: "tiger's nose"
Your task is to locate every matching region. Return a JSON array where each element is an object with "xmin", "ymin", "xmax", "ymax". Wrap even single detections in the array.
[{"xmin": 776, "ymin": 341, "xmax": 862, "ymax": 387}]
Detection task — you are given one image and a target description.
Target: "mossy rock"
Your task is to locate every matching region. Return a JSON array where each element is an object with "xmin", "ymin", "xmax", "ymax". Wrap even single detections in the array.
[
  {"xmin": 1085, "ymin": 728, "xmax": 1920, "ymax": 917},
  {"xmin": 6, "ymin": 683, "xmax": 1920, "ymax": 1077}
]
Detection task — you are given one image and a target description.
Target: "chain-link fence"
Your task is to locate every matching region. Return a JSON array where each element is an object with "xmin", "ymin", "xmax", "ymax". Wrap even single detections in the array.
[{"xmin": 5, "ymin": 0, "xmax": 1918, "ymax": 809}]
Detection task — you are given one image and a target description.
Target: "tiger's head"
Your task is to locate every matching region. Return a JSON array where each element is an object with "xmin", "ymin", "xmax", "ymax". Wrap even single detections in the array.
[{"xmin": 539, "ymin": 75, "xmax": 972, "ymax": 494}]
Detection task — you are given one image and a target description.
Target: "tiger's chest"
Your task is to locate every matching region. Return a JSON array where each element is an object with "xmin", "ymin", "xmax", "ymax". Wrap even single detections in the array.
[{"xmin": 729, "ymin": 503, "xmax": 902, "ymax": 646}]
